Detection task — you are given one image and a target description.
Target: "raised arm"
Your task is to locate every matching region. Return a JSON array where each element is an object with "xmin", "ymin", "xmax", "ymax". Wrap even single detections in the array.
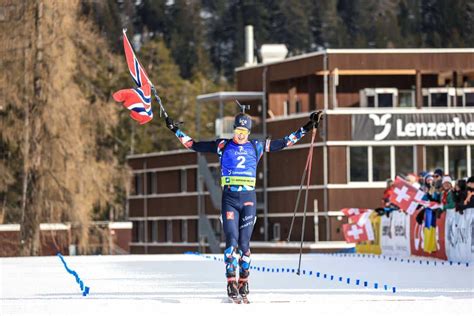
[
  {"xmin": 165, "ymin": 117, "xmax": 217, "ymax": 153},
  {"xmin": 265, "ymin": 111, "xmax": 323, "ymax": 152}
]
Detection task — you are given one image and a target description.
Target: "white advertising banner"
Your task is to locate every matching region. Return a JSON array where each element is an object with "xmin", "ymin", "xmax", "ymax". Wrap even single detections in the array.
[
  {"xmin": 445, "ymin": 208, "xmax": 474, "ymax": 263},
  {"xmin": 381, "ymin": 211, "xmax": 411, "ymax": 257}
]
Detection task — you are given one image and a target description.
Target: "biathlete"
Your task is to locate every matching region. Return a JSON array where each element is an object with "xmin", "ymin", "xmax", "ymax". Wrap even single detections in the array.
[{"xmin": 165, "ymin": 109, "xmax": 322, "ymax": 302}]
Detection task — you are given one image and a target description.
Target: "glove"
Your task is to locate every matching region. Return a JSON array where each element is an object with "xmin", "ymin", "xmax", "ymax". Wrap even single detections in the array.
[
  {"xmin": 303, "ymin": 111, "xmax": 323, "ymax": 132},
  {"xmin": 165, "ymin": 116, "xmax": 179, "ymax": 133}
]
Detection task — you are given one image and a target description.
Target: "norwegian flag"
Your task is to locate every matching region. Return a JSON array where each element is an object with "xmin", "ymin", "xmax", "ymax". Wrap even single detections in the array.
[
  {"xmin": 389, "ymin": 176, "xmax": 427, "ymax": 215},
  {"xmin": 343, "ymin": 221, "xmax": 374, "ymax": 243},
  {"xmin": 113, "ymin": 30, "xmax": 153, "ymax": 125}
]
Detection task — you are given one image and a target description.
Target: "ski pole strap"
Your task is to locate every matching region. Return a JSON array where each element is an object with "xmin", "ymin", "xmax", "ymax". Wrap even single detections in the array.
[{"xmin": 221, "ymin": 176, "xmax": 256, "ymax": 187}]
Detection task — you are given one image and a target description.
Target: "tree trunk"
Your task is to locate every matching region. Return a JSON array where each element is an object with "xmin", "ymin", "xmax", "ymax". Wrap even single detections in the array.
[{"xmin": 19, "ymin": 0, "xmax": 43, "ymax": 256}]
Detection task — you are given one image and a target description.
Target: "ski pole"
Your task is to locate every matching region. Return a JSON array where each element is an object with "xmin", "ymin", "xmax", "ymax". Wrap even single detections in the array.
[
  {"xmin": 297, "ymin": 127, "xmax": 317, "ymax": 275},
  {"xmin": 286, "ymin": 144, "xmax": 312, "ymax": 242},
  {"xmin": 150, "ymin": 85, "xmax": 168, "ymax": 118}
]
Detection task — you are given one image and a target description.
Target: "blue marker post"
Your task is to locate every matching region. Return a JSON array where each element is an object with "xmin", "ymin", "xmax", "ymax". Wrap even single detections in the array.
[{"xmin": 57, "ymin": 253, "xmax": 90, "ymax": 296}]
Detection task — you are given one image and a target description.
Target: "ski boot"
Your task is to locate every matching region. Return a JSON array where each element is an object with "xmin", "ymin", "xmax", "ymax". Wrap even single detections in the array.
[
  {"xmin": 224, "ymin": 247, "xmax": 240, "ymax": 303},
  {"xmin": 227, "ymin": 276, "xmax": 240, "ymax": 303},
  {"xmin": 238, "ymin": 250, "xmax": 251, "ymax": 303}
]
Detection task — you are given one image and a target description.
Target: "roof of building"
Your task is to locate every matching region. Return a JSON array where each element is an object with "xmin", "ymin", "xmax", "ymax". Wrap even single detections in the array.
[
  {"xmin": 235, "ymin": 48, "xmax": 474, "ymax": 72},
  {"xmin": 196, "ymin": 91, "xmax": 264, "ymax": 103}
]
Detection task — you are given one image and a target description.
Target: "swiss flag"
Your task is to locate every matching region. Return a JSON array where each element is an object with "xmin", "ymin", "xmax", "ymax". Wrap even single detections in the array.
[
  {"xmin": 340, "ymin": 208, "xmax": 371, "ymax": 217},
  {"xmin": 417, "ymin": 199, "xmax": 443, "ymax": 210},
  {"xmin": 389, "ymin": 176, "xmax": 425, "ymax": 215},
  {"xmin": 343, "ymin": 222, "xmax": 373, "ymax": 243}
]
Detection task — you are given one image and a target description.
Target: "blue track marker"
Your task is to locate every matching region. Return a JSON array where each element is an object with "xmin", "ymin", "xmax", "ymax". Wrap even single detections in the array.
[
  {"xmin": 185, "ymin": 251, "xmax": 398, "ymax": 294},
  {"xmin": 57, "ymin": 253, "xmax": 90, "ymax": 296}
]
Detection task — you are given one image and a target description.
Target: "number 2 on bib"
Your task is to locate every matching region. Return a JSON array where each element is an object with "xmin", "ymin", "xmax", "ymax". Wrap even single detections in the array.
[{"xmin": 236, "ymin": 156, "xmax": 246, "ymax": 168}]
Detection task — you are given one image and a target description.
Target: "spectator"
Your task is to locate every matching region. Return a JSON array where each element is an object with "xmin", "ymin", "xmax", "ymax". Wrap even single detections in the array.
[
  {"xmin": 433, "ymin": 168, "xmax": 443, "ymax": 190},
  {"xmin": 454, "ymin": 179, "xmax": 467, "ymax": 214},
  {"xmin": 456, "ymin": 176, "xmax": 474, "ymax": 213},
  {"xmin": 382, "ymin": 179, "xmax": 394, "ymax": 207},
  {"xmin": 421, "ymin": 173, "xmax": 434, "ymax": 194},
  {"xmin": 418, "ymin": 171, "xmax": 428, "ymax": 188},
  {"xmin": 427, "ymin": 169, "xmax": 444, "ymax": 203},
  {"xmin": 376, "ymin": 179, "xmax": 399, "ymax": 217},
  {"xmin": 407, "ymin": 173, "xmax": 420, "ymax": 189},
  {"xmin": 440, "ymin": 176, "xmax": 455, "ymax": 216}
]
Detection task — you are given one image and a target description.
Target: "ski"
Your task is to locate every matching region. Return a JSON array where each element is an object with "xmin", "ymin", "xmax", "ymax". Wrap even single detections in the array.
[
  {"xmin": 227, "ymin": 296, "xmax": 242, "ymax": 304},
  {"xmin": 240, "ymin": 296, "xmax": 250, "ymax": 304}
]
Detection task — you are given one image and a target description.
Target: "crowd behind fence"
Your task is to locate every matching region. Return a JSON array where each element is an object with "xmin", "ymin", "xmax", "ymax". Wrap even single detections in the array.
[{"xmin": 346, "ymin": 169, "xmax": 473, "ymax": 263}]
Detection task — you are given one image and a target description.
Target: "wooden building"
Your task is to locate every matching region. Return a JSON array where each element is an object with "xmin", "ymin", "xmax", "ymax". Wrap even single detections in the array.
[{"xmin": 127, "ymin": 49, "xmax": 474, "ymax": 254}]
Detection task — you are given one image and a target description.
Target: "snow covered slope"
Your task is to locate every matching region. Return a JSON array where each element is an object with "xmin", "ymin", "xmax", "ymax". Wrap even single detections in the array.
[{"xmin": 1, "ymin": 254, "xmax": 473, "ymax": 316}]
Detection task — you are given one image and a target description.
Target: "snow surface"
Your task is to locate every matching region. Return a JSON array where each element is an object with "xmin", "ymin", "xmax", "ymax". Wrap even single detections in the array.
[{"xmin": 1, "ymin": 253, "xmax": 473, "ymax": 316}]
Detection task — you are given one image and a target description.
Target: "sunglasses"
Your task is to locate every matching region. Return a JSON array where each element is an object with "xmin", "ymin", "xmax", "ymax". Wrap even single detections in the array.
[{"xmin": 234, "ymin": 128, "xmax": 250, "ymax": 135}]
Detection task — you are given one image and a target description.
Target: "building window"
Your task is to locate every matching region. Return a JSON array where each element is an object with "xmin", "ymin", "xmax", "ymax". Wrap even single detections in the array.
[
  {"xmin": 349, "ymin": 147, "xmax": 368, "ymax": 182},
  {"xmin": 398, "ymin": 90, "xmax": 415, "ymax": 107},
  {"xmin": 180, "ymin": 169, "xmax": 187, "ymax": 192},
  {"xmin": 272, "ymin": 223, "xmax": 281, "ymax": 241},
  {"xmin": 147, "ymin": 172, "xmax": 157, "ymax": 194},
  {"xmin": 377, "ymin": 94, "xmax": 393, "ymax": 107},
  {"xmin": 348, "ymin": 145, "xmax": 417, "ymax": 183},
  {"xmin": 395, "ymin": 146, "xmax": 414, "ymax": 177},
  {"xmin": 367, "ymin": 95, "xmax": 375, "ymax": 107},
  {"xmin": 181, "ymin": 220, "xmax": 188, "ymax": 242},
  {"xmin": 151, "ymin": 221, "xmax": 158, "ymax": 243},
  {"xmin": 134, "ymin": 173, "xmax": 143, "ymax": 195},
  {"xmin": 372, "ymin": 146, "xmax": 391, "ymax": 181},
  {"xmin": 449, "ymin": 146, "xmax": 467, "ymax": 179},
  {"xmin": 132, "ymin": 221, "xmax": 139, "ymax": 242},
  {"xmin": 295, "ymin": 100, "xmax": 302, "ymax": 113},
  {"xmin": 360, "ymin": 88, "xmax": 397, "ymax": 107},
  {"xmin": 422, "ymin": 88, "xmax": 455, "ymax": 107},
  {"xmin": 465, "ymin": 92, "xmax": 474, "ymax": 107},
  {"xmin": 137, "ymin": 221, "xmax": 145, "ymax": 242},
  {"xmin": 431, "ymin": 93, "xmax": 448, "ymax": 107},
  {"xmin": 425, "ymin": 146, "xmax": 445, "ymax": 172},
  {"xmin": 166, "ymin": 220, "xmax": 173, "ymax": 243}
]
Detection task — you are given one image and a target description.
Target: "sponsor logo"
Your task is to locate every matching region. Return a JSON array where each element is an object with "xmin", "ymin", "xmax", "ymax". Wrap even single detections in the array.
[
  {"xmin": 369, "ymin": 114, "xmax": 392, "ymax": 141},
  {"xmin": 368, "ymin": 114, "xmax": 474, "ymax": 140},
  {"xmin": 396, "ymin": 117, "xmax": 474, "ymax": 138},
  {"xmin": 239, "ymin": 118, "xmax": 248, "ymax": 126},
  {"xmin": 235, "ymin": 145, "xmax": 248, "ymax": 155},
  {"xmin": 226, "ymin": 211, "xmax": 234, "ymax": 220}
]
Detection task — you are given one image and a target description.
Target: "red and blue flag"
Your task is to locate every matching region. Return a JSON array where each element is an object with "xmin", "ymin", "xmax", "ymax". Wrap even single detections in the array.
[{"xmin": 113, "ymin": 29, "xmax": 153, "ymax": 125}]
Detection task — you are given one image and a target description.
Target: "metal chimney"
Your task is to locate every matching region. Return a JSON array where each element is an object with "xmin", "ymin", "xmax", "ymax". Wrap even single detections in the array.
[{"xmin": 245, "ymin": 25, "xmax": 255, "ymax": 66}]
